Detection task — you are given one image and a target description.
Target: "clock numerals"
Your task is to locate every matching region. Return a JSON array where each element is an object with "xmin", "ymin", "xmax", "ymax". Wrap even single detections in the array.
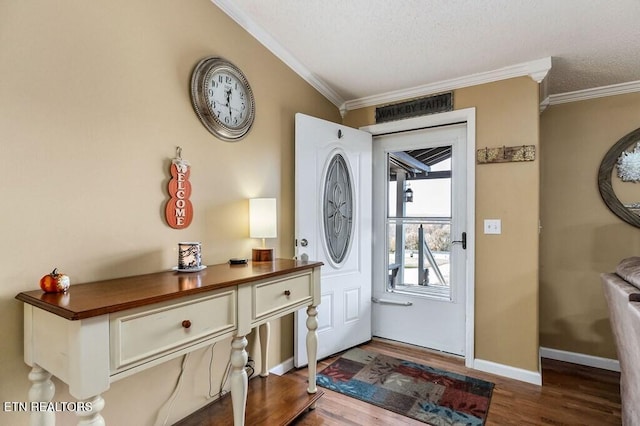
[{"xmin": 206, "ymin": 73, "xmax": 248, "ymax": 129}]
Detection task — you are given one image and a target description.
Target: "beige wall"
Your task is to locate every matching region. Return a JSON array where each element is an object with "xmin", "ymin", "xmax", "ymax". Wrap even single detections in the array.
[
  {"xmin": 540, "ymin": 92, "xmax": 640, "ymax": 359},
  {"xmin": 345, "ymin": 77, "xmax": 541, "ymax": 372},
  {"xmin": 458, "ymin": 79, "xmax": 540, "ymax": 371},
  {"xmin": 0, "ymin": 1, "xmax": 339, "ymax": 425}
]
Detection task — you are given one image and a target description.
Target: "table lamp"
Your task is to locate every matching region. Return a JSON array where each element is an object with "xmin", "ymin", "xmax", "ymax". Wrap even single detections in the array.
[{"xmin": 249, "ymin": 198, "xmax": 277, "ymax": 261}]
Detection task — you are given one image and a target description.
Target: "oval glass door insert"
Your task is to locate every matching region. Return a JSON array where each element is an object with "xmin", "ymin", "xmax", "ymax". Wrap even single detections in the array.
[{"xmin": 323, "ymin": 152, "xmax": 354, "ymax": 265}]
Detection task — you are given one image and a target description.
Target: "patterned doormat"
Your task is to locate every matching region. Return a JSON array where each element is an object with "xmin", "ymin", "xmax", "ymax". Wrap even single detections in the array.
[{"xmin": 317, "ymin": 347, "xmax": 494, "ymax": 425}]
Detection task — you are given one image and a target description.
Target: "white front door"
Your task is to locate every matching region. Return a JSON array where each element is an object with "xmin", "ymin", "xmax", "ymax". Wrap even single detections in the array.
[
  {"xmin": 371, "ymin": 124, "xmax": 468, "ymax": 355},
  {"xmin": 293, "ymin": 113, "xmax": 372, "ymax": 367}
]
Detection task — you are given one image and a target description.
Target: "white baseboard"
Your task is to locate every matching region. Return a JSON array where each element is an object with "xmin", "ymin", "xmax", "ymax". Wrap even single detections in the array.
[
  {"xmin": 269, "ymin": 356, "xmax": 295, "ymax": 376},
  {"xmin": 540, "ymin": 347, "xmax": 620, "ymax": 372},
  {"xmin": 473, "ymin": 358, "xmax": 542, "ymax": 386}
]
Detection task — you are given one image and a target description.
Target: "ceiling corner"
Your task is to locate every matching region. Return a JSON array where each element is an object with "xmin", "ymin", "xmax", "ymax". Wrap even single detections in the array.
[
  {"xmin": 526, "ymin": 57, "xmax": 552, "ymax": 83},
  {"xmin": 210, "ymin": 0, "xmax": 345, "ymax": 108}
]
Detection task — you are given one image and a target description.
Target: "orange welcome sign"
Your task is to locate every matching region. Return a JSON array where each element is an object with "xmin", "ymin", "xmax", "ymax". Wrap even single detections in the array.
[{"xmin": 165, "ymin": 156, "xmax": 193, "ymax": 229}]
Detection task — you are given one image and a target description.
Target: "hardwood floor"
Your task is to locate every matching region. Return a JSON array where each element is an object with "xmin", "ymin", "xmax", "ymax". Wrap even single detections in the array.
[{"xmin": 285, "ymin": 338, "xmax": 622, "ymax": 426}]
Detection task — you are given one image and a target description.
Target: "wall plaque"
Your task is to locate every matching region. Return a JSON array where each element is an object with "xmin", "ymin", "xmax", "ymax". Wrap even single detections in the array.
[
  {"xmin": 375, "ymin": 92, "xmax": 453, "ymax": 123},
  {"xmin": 165, "ymin": 147, "xmax": 193, "ymax": 229}
]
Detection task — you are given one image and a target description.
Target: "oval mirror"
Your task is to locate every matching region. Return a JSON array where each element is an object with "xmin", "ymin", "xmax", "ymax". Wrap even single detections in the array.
[{"xmin": 598, "ymin": 127, "xmax": 640, "ymax": 228}]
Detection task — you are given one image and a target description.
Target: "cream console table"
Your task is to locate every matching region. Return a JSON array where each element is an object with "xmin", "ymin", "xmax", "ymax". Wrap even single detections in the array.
[{"xmin": 16, "ymin": 259, "xmax": 322, "ymax": 426}]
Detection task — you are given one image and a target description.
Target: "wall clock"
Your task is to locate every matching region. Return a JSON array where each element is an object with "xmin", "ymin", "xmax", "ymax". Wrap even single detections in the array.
[{"xmin": 190, "ymin": 56, "xmax": 255, "ymax": 142}]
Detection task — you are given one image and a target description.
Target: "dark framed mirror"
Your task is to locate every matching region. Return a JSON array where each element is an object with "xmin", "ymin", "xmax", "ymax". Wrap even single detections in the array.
[{"xmin": 598, "ymin": 127, "xmax": 640, "ymax": 228}]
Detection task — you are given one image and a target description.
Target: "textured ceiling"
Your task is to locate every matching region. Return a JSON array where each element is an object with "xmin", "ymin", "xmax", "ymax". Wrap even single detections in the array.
[{"xmin": 215, "ymin": 0, "xmax": 640, "ymax": 107}]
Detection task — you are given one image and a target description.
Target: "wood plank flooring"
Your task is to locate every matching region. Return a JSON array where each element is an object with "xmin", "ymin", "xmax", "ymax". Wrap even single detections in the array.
[
  {"xmin": 174, "ymin": 374, "xmax": 322, "ymax": 426},
  {"xmin": 285, "ymin": 338, "xmax": 621, "ymax": 426}
]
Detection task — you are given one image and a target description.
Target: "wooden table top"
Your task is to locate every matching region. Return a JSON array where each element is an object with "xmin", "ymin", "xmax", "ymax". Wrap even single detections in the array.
[{"xmin": 16, "ymin": 259, "xmax": 322, "ymax": 320}]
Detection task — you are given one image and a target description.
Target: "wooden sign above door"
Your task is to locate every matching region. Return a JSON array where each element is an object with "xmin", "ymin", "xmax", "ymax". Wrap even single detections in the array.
[{"xmin": 375, "ymin": 92, "xmax": 453, "ymax": 123}]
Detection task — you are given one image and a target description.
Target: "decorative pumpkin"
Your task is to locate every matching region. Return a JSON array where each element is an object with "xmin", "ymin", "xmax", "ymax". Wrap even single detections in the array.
[{"xmin": 39, "ymin": 268, "xmax": 70, "ymax": 293}]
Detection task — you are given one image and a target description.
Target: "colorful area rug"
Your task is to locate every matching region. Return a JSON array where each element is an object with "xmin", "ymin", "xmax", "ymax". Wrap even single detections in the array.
[{"xmin": 317, "ymin": 348, "xmax": 494, "ymax": 425}]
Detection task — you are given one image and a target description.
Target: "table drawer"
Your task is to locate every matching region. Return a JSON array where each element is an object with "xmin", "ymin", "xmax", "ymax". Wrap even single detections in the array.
[
  {"xmin": 253, "ymin": 273, "xmax": 312, "ymax": 321},
  {"xmin": 110, "ymin": 289, "xmax": 236, "ymax": 372}
]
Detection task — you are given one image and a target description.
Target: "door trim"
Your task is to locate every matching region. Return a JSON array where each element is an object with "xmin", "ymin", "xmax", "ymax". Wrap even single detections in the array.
[{"xmin": 361, "ymin": 108, "xmax": 476, "ymax": 368}]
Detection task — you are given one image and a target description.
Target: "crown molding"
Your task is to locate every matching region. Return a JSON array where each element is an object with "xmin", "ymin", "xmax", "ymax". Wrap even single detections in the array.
[
  {"xmin": 546, "ymin": 80, "xmax": 640, "ymax": 107},
  {"xmin": 211, "ymin": 0, "xmax": 346, "ymax": 107},
  {"xmin": 212, "ymin": 0, "xmax": 553, "ymax": 115},
  {"xmin": 342, "ymin": 57, "xmax": 552, "ymax": 111},
  {"xmin": 539, "ymin": 97, "xmax": 551, "ymax": 113}
]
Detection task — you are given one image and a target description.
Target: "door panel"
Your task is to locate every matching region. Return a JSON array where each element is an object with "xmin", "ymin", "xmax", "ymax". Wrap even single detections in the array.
[
  {"xmin": 293, "ymin": 113, "xmax": 372, "ymax": 367},
  {"xmin": 372, "ymin": 124, "xmax": 467, "ymax": 355}
]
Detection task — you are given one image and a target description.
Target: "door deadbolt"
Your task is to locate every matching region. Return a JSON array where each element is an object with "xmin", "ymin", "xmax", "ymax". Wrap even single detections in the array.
[{"xmin": 300, "ymin": 238, "xmax": 308, "ymax": 247}]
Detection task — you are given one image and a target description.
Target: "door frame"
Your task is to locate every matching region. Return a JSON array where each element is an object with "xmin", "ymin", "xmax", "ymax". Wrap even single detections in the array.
[{"xmin": 361, "ymin": 107, "xmax": 476, "ymax": 368}]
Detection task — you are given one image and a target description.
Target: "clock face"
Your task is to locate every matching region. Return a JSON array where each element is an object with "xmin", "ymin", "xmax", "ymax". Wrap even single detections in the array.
[
  {"xmin": 191, "ymin": 57, "xmax": 255, "ymax": 141},
  {"xmin": 206, "ymin": 69, "xmax": 250, "ymax": 130}
]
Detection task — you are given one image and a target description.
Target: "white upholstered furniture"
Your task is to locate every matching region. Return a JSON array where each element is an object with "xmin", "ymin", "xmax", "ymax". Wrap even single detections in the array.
[
  {"xmin": 601, "ymin": 257, "xmax": 640, "ymax": 426},
  {"xmin": 16, "ymin": 259, "xmax": 322, "ymax": 426}
]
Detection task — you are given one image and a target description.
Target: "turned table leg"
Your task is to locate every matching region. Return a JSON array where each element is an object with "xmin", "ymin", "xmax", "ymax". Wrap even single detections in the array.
[
  {"xmin": 306, "ymin": 305, "xmax": 318, "ymax": 394},
  {"xmin": 28, "ymin": 365, "xmax": 55, "ymax": 426},
  {"xmin": 76, "ymin": 395, "xmax": 105, "ymax": 426},
  {"xmin": 230, "ymin": 335, "xmax": 248, "ymax": 426},
  {"xmin": 259, "ymin": 322, "xmax": 270, "ymax": 377}
]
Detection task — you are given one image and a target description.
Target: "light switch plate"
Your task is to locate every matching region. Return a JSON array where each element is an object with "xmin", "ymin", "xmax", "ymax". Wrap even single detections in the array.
[{"xmin": 484, "ymin": 219, "xmax": 501, "ymax": 234}]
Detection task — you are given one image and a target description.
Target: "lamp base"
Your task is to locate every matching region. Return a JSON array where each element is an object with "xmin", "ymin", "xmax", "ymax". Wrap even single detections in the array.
[{"xmin": 252, "ymin": 248, "xmax": 274, "ymax": 262}]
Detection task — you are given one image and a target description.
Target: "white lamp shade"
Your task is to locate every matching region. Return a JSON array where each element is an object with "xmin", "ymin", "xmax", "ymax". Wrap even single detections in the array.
[{"xmin": 249, "ymin": 198, "xmax": 277, "ymax": 239}]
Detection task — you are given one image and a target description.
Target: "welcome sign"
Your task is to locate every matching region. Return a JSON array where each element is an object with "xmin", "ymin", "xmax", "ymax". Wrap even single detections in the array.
[
  {"xmin": 165, "ymin": 149, "xmax": 193, "ymax": 229},
  {"xmin": 375, "ymin": 92, "xmax": 453, "ymax": 123}
]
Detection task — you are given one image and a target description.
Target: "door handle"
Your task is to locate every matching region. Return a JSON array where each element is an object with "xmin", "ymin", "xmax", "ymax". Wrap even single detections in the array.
[
  {"xmin": 372, "ymin": 297, "xmax": 413, "ymax": 306},
  {"xmin": 452, "ymin": 232, "xmax": 466, "ymax": 250}
]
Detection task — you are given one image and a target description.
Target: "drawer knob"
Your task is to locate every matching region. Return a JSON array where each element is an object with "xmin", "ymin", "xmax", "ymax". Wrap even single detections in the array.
[
  {"xmin": 284, "ymin": 290, "xmax": 291, "ymax": 296},
  {"xmin": 182, "ymin": 320, "xmax": 192, "ymax": 329}
]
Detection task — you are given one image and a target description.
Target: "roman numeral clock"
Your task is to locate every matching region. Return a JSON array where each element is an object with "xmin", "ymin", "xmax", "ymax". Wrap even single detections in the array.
[{"xmin": 190, "ymin": 57, "xmax": 255, "ymax": 141}]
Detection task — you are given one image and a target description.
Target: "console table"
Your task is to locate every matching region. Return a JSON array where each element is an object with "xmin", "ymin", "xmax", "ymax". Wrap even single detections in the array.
[{"xmin": 16, "ymin": 259, "xmax": 322, "ymax": 426}]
